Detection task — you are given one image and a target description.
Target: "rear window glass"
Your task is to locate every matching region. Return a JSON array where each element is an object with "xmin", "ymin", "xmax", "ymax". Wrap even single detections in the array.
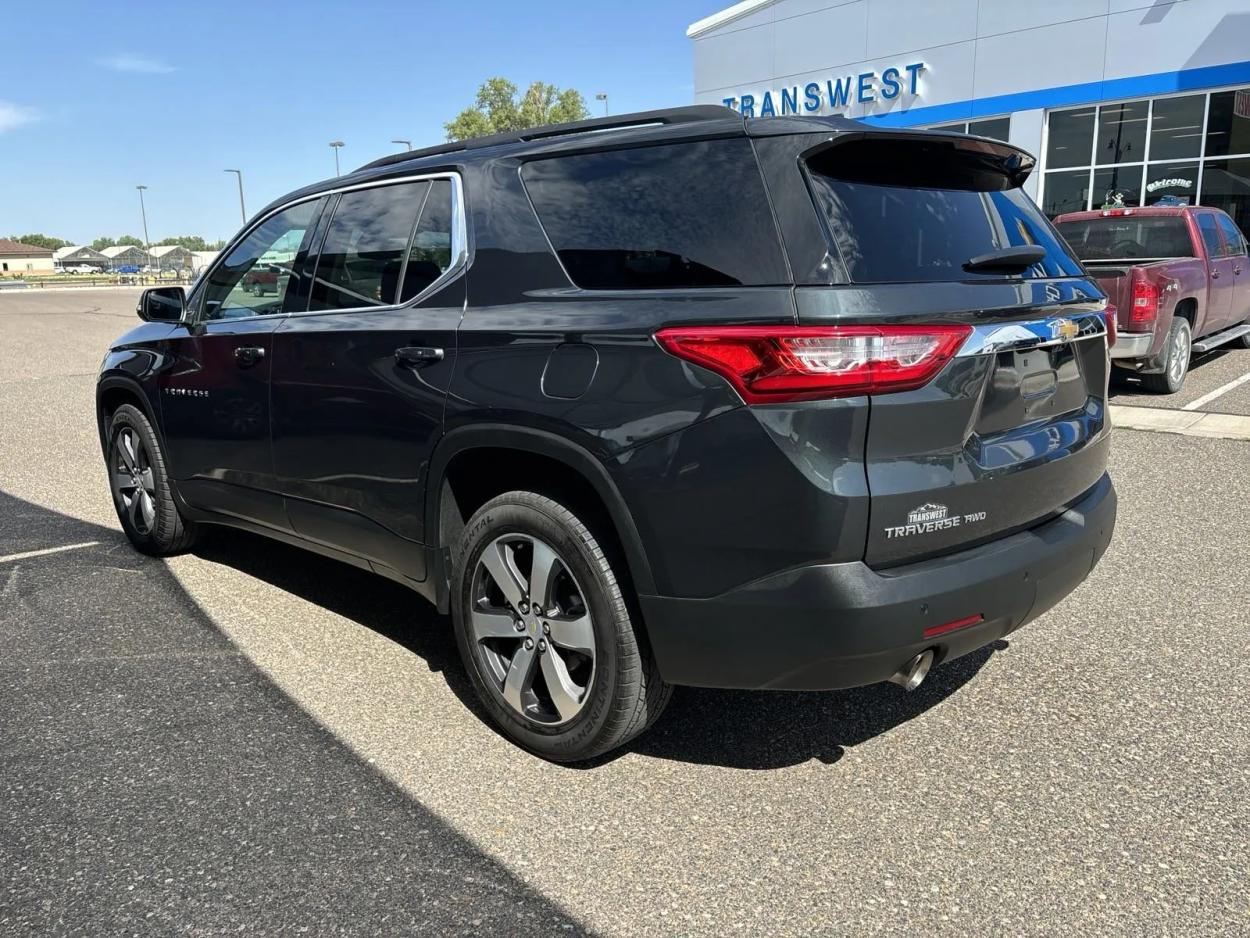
[
  {"xmin": 521, "ymin": 140, "xmax": 788, "ymax": 290},
  {"xmin": 1054, "ymin": 215, "xmax": 1195, "ymax": 261},
  {"xmin": 1215, "ymin": 212, "xmax": 1247, "ymax": 257},
  {"xmin": 310, "ymin": 181, "xmax": 428, "ymax": 311},
  {"xmin": 1197, "ymin": 212, "xmax": 1224, "ymax": 259},
  {"xmin": 806, "ymin": 139, "xmax": 1083, "ymax": 283}
]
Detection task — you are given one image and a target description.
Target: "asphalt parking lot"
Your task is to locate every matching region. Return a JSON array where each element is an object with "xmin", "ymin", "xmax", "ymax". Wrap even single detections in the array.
[
  {"xmin": 2, "ymin": 289, "xmax": 1249, "ymax": 936},
  {"xmin": 1112, "ymin": 344, "xmax": 1250, "ymax": 415}
]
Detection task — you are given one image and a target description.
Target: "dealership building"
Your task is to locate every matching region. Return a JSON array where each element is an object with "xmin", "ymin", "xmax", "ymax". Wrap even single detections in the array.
[{"xmin": 690, "ymin": 0, "xmax": 1250, "ymax": 229}]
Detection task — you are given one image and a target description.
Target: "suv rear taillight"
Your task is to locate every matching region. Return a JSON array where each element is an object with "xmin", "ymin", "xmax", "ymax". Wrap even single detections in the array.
[
  {"xmin": 1130, "ymin": 279, "xmax": 1160, "ymax": 328},
  {"xmin": 654, "ymin": 324, "xmax": 971, "ymax": 402},
  {"xmin": 1103, "ymin": 304, "xmax": 1118, "ymax": 347}
]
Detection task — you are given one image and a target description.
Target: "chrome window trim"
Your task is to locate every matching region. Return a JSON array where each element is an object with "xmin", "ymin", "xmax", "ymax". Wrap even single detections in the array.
[
  {"xmin": 956, "ymin": 310, "xmax": 1108, "ymax": 357},
  {"xmin": 189, "ymin": 171, "xmax": 467, "ymax": 323}
]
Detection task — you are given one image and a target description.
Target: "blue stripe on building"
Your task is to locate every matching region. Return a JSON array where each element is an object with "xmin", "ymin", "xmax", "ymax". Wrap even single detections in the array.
[{"xmin": 862, "ymin": 60, "xmax": 1250, "ymax": 128}]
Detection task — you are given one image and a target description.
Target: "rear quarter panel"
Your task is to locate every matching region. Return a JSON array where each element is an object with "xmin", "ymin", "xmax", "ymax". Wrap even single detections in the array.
[{"xmin": 1090, "ymin": 259, "xmax": 1204, "ymax": 358}]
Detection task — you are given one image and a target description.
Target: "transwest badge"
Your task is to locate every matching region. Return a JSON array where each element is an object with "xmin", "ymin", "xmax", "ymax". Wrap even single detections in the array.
[{"xmin": 885, "ymin": 503, "xmax": 987, "ymax": 539}]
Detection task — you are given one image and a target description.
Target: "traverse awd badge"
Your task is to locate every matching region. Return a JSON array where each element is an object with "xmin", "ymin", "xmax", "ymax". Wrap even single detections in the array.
[{"xmin": 885, "ymin": 502, "xmax": 987, "ymax": 539}]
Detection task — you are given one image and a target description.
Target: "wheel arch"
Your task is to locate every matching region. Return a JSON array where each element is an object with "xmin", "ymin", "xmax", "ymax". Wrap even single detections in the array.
[
  {"xmin": 1173, "ymin": 296, "xmax": 1197, "ymax": 330},
  {"xmin": 96, "ymin": 376, "xmax": 160, "ymax": 457},
  {"xmin": 426, "ymin": 426, "xmax": 656, "ymax": 612}
]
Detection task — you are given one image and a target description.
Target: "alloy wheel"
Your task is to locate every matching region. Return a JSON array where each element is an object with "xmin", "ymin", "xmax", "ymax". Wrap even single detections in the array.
[
  {"xmin": 110, "ymin": 427, "xmax": 157, "ymax": 535},
  {"xmin": 1169, "ymin": 325, "xmax": 1190, "ymax": 387},
  {"xmin": 470, "ymin": 534, "xmax": 596, "ymax": 726}
]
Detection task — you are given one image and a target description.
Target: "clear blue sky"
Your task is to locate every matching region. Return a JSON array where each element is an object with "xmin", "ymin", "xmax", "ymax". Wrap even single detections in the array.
[{"xmin": 0, "ymin": 0, "xmax": 718, "ymax": 245}]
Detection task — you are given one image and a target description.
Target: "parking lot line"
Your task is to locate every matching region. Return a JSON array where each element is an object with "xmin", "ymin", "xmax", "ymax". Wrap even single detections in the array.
[
  {"xmin": 1182, "ymin": 368, "xmax": 1250, "ymax": 411},
  {"xmin": 0, "ymin": 541, "xmax": 100, "ymax": 564}
]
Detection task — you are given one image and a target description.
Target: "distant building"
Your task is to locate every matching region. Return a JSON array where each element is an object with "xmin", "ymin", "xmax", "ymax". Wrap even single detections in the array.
[
  {"xmin": 53, "ymin": 245, "xmax": 108, "ymax": 269},
  {"xmin": 99, "ymin": 244, "xmax": 149, "ymax": 268},
  {"xmin": 190, "ymin": 251, "xmax": 218, "ymax": 274},
  {"xmin": 149, "ymin": 244, "xmax": 193, "ymax": 270},
  {"xmin": 0, "ymin": 239, "xmax": 55, "ymax": 276}
]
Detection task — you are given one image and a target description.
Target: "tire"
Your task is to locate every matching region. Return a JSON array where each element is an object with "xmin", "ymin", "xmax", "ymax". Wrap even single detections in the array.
[
  {"xmin": 1141, "ymin": 317, "xmax": 1191, "ymax": 394},
  {"xmin": 105, "ymin": 403, "xmax": 198, "ymax": 556},
  {"xmin": 451, "ymin": 491, "xmax": 670, "ymax": 762},
  {"xmin": 1236, "ymin": 319, "xmax": 1250, "ymax": 350}
]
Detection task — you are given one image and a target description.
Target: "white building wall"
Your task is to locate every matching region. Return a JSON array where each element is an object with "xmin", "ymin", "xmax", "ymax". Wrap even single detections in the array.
[
  {"xmin": 0, "ymin": 255, "xmax": 55, "ymax": 275},
  {"xmin": 1009, "ymin": 109, "xmax": 1047, "ymax": 199}
]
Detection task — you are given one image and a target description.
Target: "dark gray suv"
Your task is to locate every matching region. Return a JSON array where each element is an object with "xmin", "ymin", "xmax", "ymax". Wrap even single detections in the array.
[{"xmin": 97, "ymin": 106, "xmax": 1117, "ymax": 761}]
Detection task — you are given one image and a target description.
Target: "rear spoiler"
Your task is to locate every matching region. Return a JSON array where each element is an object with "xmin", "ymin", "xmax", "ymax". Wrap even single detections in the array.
[{"xmin": 797, "ymin": 128, "xmax": 1036, "ymax": 190}]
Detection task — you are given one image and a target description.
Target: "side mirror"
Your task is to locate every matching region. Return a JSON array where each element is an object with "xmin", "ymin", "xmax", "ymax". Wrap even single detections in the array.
[{"xmin": 137, "ymin": 286, "xmax": 186, "ymax": 322}]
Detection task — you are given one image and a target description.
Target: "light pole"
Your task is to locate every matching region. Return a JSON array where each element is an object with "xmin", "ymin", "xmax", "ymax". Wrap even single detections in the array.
[
  {"xmin": 391, "ymin": 139, "xmax": 412, "ymax": 151},
  {"xmin": 135, "ymin": 185, "xmax": 152, "ymax": 272},
  {"xmin": 595, "ymin": 92, "xmax": 609, "ymax": 117},
  {"xmin": 224, "ymin": 169, "xmax": 246, "ymax": 224},
  {"xmin": 329, "ymin": 140, "xmax": 344, "ymax": 176}
]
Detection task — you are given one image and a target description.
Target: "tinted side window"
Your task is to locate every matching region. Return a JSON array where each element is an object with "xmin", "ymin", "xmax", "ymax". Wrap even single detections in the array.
[
  {"xmin": 309, "ymin": 181, "xmax": 429, "ymax": 312},
  {"xmin": 521, "ymin": 140, "xmax": 788, "ymax": 290},
  {"xmin": 1215, "ymin": 212, "xmax": 1246, "ymax": 256},
  {"xmin": 202, "ymin": 201, "xmax": 318, "ymax": 320},
  {"xmin": 1196, "ymin": 212, "xmax": 1224, "ymax": 258},
  {"xmin": 400, "ymin": 178, "xmax": 454, "ymax": 302}
]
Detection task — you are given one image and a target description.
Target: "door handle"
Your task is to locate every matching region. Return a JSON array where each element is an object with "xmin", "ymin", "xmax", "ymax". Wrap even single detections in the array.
[
  {"xmin": 1211, "ymin": 269, "xmax": 1220, "ymax": 279},
  {"xmin": 395, "ymin": 345, "xmax": 444, "ymax": 367},
  {"xmin": 1235, "ymin": 266, "xmax": 1243, "ymax": 275},
  {"xmin": 234, "ymin": 345, "xmax": 266, "ymax": 366}
]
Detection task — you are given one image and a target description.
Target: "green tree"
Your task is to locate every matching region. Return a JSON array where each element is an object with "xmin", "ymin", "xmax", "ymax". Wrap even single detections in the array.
[
  {"xmin": 9, "ymin": 233, "xmax": 69, "ymax": 250},
  {"xmin": 445, "ymin": 77, "xmax": 590, "ymax": 141},
  {"xmin": 156, "ymin": 235, "xmax": 213, "ymax": 251},
  {"xmin": 90, "ymin": 235, "xmax": 146, "ymax": 251}
]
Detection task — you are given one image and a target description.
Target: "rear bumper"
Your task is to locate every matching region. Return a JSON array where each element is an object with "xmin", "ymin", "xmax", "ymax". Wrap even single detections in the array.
[
  {"xmin": 1110, "ymin": 331, "xmax": 1154, "ymax": 359},
  {"xmin": 639, "ymin": 473, "xmax": 1116, "ymax": 691}
]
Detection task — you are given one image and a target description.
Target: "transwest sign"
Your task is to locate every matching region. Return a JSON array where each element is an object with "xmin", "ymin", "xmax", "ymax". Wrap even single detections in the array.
[{"xmin": 720, "ymin": 62, "xmax": 926, "ymax": 118}]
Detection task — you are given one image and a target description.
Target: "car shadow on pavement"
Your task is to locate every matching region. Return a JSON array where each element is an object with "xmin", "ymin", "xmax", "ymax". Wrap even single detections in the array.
[
  {"xmin": 1108, "ymin": 346, "xmax": 1233, "ymax": 398},
  {"xmin": 190, "ymin": 525, "xmax": 1001, "ymax": 773},
  {"xmin": 621, "ymin": 644, "xmax": 1002, "ymax": 770},
  {"xmin": 0, "ymin": 492, "xmax": 591, "ymax": 935}
]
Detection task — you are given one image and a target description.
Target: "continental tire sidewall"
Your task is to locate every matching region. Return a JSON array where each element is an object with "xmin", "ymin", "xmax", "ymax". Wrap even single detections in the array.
[{"xmin": 452, "ymin": 496, "xmax": 635, "ymax": 762}]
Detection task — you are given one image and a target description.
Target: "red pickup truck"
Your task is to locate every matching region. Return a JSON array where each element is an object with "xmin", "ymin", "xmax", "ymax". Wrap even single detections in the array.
[{"xmin": 1054, "ymin": 206, "xmax": 1250, "ymax": 393}]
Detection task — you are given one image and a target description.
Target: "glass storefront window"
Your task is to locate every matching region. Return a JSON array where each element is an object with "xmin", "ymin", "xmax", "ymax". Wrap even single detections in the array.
[
  {"xmin": 1144, "ymin": 162, "xmax": 1199, "ymax": 206},
  {"xmin": 1092, "ymin": 165, "xmax": 1143, "ymax": 209},
  {"xmin": 1043, "ymin": 90, "xmax": 1250, "ymax": 221},
  {"xmin": 1205, "ymin": 89, "xmax": 1250, "ymax": 157},
  {"xmin": 1095, "ymin": 102, "xmax": 1147, "ymax": 164},
  {"xmin": 1149, "ymin": 95, "xmax": 1205, "ymax": 160},
  {"xmin": 967, "ymin": 116, "xmax": 1010, "ymax": 142},
  {"xmin": 1199, "ymin": 158, "xmax": 1250, "ymax": 235},
  {"xmin": 924, "ymin": 116, "xmax": 1010, "ymax": 142},
  {"xmin": 1042, "ymin": 169, "xmax": 1090, "ymax": 217},
  {"xmin": 1046, "ymin": 108, "xmax": 1096, "ymax": 168}
]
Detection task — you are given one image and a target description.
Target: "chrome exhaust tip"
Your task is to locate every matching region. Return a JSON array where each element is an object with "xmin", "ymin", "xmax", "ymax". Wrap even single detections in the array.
[{"xmin": 889, "ymin": 649, "xmax": 935, "ymax": 692}]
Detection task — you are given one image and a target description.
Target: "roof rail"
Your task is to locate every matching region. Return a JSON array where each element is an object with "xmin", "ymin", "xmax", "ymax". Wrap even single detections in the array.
[{"xmin": 356, "ymin": 105, "xmax": 741, "ymax": 172}]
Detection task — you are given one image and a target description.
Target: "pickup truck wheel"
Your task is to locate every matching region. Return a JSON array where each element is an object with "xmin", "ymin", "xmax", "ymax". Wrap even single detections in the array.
[
  {"xmin": 106, "ymin": 404, "xmax": 198, "ymax": 556},
  {"xmin": 1236, "ymin": 320, "xmax": 1250, "ymax": 349},
  {"xmin": 451, "ymin": 491, "xmax": 670, "ymax": 762},
  {"xmin": 1141, "ymin": 317, "xmax": 1191, "ymax": 394}
]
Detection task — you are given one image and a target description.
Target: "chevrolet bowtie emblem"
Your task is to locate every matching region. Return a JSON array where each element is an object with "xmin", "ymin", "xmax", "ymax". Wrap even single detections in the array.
[{"xmin": 1051, "ymin": 318, "xmax": 1080, "ymax": 341}]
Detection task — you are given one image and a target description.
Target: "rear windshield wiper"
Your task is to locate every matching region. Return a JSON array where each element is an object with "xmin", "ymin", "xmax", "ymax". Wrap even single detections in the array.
[{"xmin": 963, "ymin": 245, "xmax": 1048, "ymax": 273}]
